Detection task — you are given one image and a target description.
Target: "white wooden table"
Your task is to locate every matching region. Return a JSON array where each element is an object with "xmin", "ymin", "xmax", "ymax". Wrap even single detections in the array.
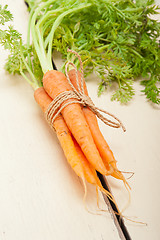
[{"xmin": 0, "ymin": 1, "xmax": 160, "ymax": 239}]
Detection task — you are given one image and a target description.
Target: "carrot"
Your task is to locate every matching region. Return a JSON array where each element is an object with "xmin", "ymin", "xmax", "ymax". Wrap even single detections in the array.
[
  {"xmin": 68, "ymin": 69, "xmax": 128, "ymax": 182},
  {"xmin": 72, "ymin": 137, "xmax": 116, "ymax": 203},
  {"xmin": 34, "ymin": 87, "xmax": 101, "ymax": 186},
  {"xmin": 73, "ymin": 138, "xmax": 100, "ymax": 185},
  {"xmin": 42, "ymin": 70, "xmax": 108, "ymax": 175},
  {"xmin": 34, "ymin": 87, "xmax": 115, "ymax": 202}
]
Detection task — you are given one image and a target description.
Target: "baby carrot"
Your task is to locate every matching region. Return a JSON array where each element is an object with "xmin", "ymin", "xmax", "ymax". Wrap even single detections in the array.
[
  {"xmin": 34, "ymin": 87, "xmax": 116, "ymax": 202},
  {"xmin": 42, "ymin": 70, "xmax": 108, "ymax": 175},
  {"xmin": 34, "ymin": 87, "xmax": 98, "ymax": 185},
  {"xmin": 68, "ymin": 69, "xmax": 127, "ymax": 182}
]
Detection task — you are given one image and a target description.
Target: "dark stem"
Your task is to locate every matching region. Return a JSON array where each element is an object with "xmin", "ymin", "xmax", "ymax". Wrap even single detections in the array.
[{"xmin": 97, "ymin": 172, "xmax": 132, "ymax": 240}]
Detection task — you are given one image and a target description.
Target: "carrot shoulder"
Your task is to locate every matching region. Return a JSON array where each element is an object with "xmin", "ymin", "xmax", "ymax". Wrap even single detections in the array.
[
  {"xmin": 68, "ymin": 69, "xmax": 126, "ymax": 181},
  {"xmin": 42, "ymin": 70, "xmax": 108, "ymax": 175}
]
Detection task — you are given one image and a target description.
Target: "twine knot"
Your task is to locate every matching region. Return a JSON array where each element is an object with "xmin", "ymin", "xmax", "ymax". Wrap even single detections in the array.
[{"xmin": 45, "ymin": 49, "xmax": 126, "ymax": 132}]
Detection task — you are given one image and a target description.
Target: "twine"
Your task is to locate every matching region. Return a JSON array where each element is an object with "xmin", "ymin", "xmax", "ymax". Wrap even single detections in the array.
[{"xmin": 45, "ymin": 49, "xmax": 126, "ymax": 132}]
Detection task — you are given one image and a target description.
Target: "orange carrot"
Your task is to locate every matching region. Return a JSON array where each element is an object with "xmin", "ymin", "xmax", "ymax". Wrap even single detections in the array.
[
  {"xmin": 34, "ymin": 87, "xmax": 116, "ymax": 202},
  {"xmin": 68, "ymin": 69, "xmax": 127, "ymax": 182},
  {"xmin": 73, "ymin": 138, "xmax": 100, "ymax": 185},
  {"xmin": 42, "ymin": 70, "xmax": 108, "ymax": 175},
  {"xmin": 34, "ymin": 87, "xmax": 98, "ymax": 185}
]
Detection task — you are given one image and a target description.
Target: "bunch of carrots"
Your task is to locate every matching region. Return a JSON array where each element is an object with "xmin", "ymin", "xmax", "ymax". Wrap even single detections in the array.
[
  {"xmin": 34, "ymin": 52, "xmax": 130, "ymax": 202},
  {"xmin": 0, "ymin": 2, "xmax": 130, "ymax": 205}
]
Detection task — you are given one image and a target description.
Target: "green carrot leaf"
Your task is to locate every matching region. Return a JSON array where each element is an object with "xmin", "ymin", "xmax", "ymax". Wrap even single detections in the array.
[
  {"xmin": 1, "ymin": 0, "xmax": 160, "ymax": 102},
  {"xmin": 0, "ymin": 4, "xmax": 13, "ymax": 25}
]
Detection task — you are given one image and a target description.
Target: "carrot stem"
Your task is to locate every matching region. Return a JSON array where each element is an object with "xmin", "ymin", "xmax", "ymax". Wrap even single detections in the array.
[
  {"xmin": 30, "ymin": 0, "xmax": 56, "ymax": 73},
  {"xmin": 19, "ymin": 40, "xmax": 40, "ymax": 89}
]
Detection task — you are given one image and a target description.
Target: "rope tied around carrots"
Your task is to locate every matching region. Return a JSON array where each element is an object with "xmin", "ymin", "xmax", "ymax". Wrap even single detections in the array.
[{"xmin": 45, "ymin": 49, "xmax": 126, "ymax": 132}]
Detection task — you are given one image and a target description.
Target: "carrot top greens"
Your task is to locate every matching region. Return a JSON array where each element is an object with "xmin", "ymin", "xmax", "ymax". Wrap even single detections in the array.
[{"xmin": 0, "ymin": 0, "xmax": 160, "ymax": 103}]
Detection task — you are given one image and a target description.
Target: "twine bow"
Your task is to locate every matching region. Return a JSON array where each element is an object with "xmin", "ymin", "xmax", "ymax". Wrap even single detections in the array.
[{"xmin": 45, "ymin": 49, "xmax": 126, "ymax": 132}]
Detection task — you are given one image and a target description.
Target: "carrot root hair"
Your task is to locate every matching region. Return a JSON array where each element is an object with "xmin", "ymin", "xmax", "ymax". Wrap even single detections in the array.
[
  {"xmin": 122, "ymin": 215, "xmax": 148, "ymax": 226},
  {"xmin": 81, "ymin": 177, "xmax": 104, "ymax": 216},
  {"xmin": 120, "ymin": 171, "xmax": 135, "ymax": 180},
  {"xmin": 120, "ymin": 181, "xmax": 132, "ymax": 214}
]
